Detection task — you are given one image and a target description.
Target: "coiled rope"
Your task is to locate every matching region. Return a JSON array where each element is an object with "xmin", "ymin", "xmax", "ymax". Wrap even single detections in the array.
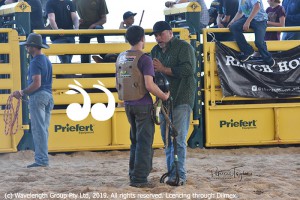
[{"xmin": 3, "ymin": 94, "xmax": 21, "ymax": 135}]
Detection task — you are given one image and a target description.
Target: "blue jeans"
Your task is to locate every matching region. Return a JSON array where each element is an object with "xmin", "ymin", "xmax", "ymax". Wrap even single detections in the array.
[
  {"xmin": 282, "ymin": 32, "xmax": 300, "ymax": 40},
  {"xmin": 229, "ymin": 17, "xmax": 272, "ymax": 63},
  {"xmin": 125, "ymin": 104, "xmax": 154, "ymax": 184},
  {"xmin": 51, "ymin": 36, "xmax": 75, "ymax": 63},
  {"xmin": 29, "ymin": 90, "xmax": 54, "ymax": 166},
  {"xmin": 160, "ymin": 104, "xmax": 192, "ymax": 182}
]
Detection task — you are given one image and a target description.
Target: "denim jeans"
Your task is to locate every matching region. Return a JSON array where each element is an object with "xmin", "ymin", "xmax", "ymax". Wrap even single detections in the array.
[
  {"xmin": 29, "ymin": 90, "xmax": 54, "ymax": 166},
  {"xmin": 51, "ymin": 36, "xmax": 75, "ymax": 63},
  {"xmin": 229, "ymin": 17, "xmax": 272, "ymax": 63},
  {"xmin": 125, "ymin": 104, "xmax": 154, "ymax": 184},
  {"xmin": 159, "ymin": 104, "xmax": 192, "ymax": 182},
  {"xmin": 79, "ymin": 26, "xmax": 105, "ymax": 63},
  {"xmin": 282, "ymin": 32, "xmax": 300, "ymax": 40}
]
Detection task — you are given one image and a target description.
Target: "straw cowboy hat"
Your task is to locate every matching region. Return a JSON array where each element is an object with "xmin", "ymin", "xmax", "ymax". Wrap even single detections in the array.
[{"xmin": 19, "ymin": 33, "xmax": 49, "ymax": 49}]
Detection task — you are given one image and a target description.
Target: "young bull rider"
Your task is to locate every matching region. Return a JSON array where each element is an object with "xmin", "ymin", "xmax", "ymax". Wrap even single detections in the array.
[{"xmin": 115, "ymin": 26, "xmax": 169, "ymax": 188}]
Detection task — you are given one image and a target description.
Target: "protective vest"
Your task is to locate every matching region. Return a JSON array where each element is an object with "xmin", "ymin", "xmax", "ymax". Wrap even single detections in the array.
[{"xmin": 116, "ymin": 50, "xmax": 148, "ymax": 101}]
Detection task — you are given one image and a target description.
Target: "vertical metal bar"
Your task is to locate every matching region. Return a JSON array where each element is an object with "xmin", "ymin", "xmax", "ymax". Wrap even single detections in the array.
[
  {"xmin": 111, "ymin": 111, "xmax": 117, "ymax": 145},
  {"xmin": 16, "ymin": 11, "xmax": 31, "ymax": 150},
  {"xmin": 274, "ymin": 108, "xmax": 280, "ymax": 141},
  {"xmin": 188, "ymin": 33, "xmax": 204, "ymax": 148}
]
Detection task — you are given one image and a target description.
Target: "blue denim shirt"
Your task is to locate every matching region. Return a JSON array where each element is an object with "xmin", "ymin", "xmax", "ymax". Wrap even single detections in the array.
[
  {"xmin": 282, "ymin": 0, "xmax": 300, "ymax": 26},
  {"xmin": 238, "ymin": 0, "xmax": 267, "ymax": 21},
  {"xmin": 27, "ymin": 54, "xmax": 53, "ymax": 95}
]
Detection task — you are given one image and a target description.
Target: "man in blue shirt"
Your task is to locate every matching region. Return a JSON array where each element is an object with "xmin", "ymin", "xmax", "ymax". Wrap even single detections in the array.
[
  {"xmin": 228, "ymin": 0, "xmax": 275, "ymax": 67},
  {"xmin": 13, "ymin": 33, "xmax": 54, "ymax": 168},
  {"xmin": 282, "ymin": 0, "xmax": 300, "ymax": 40}
]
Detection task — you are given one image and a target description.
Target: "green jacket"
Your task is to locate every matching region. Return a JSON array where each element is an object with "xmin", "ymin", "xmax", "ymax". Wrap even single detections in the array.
[{"xmin": 151, "ymin": 37, "xmax": 196, "ymax": 109}]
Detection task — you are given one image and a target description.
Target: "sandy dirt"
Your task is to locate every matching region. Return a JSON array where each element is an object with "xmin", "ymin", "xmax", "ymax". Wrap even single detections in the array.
[{"xmin": 0, "ymin": 147, "xmax": 299, "ymax": 200}]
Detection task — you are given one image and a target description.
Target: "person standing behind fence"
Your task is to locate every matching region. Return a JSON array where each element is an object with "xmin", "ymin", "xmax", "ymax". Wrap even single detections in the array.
[
  {"xmin": 46, "ymin": 0, "xmax": 79, "ymax": 63},
  {"xmin": 265, "ymin": 0, "xmax": 285, "ymax": 41},
  {"xmin": 282, "ymin": 0, "xmax": 300, "ymax": 40},
  {"xmin": 116, "ymin": 26, "xmax": 169, "ymax": 188},
  {"xmin": 150, "ymin": 21, "xmax": 196, "ymax": 186},
  {"xmin": 26, "ymin": 0, "xmax": 45, "ymax": 33},
  {"xmin": 228, "ymin": 0, "xmax": 275, "ymax": 67},
  {"xmin": 209, "ymin": 0, "xmax": 239, "ymax": 41},
  {"xmin": 13, "ymin": 33, "xmax": 54, "ymax": 168},
  {"xmin": 73, "ymin": 0, "xmax": 108, "ymax": 63},
  {"xmin": 208, "ymin": 0, "xmax": 220, "ymax": 26}
]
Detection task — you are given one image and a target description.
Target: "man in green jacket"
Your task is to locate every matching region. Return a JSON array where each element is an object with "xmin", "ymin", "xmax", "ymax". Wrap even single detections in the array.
[{"xmin": 150, "ymin": 21, "xmax": 196, "ymax": 186}]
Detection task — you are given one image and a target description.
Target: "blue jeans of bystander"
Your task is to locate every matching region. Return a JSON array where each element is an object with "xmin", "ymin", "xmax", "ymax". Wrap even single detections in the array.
[
  {"xmin": 229, "ymin": 17, "xmax": 273, "ymax": 63},
  {"xmin": 159, "ymin": 104, "xmax": 192, "ymax": 183},
  {"xmin": 29, "ymin": 90, "xmax": 54, "ymax": 166},
  {"xmin": 51, "ymin": 36, "xmax": 75, "ymax": 63}
]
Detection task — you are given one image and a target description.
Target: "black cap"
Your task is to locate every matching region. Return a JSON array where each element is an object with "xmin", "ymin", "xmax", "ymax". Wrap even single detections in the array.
[
  {"xmin": 149, "ymin": 21, "xmax": 172, "ymax": 36},
  {"xmin": 123, "ymin": 11, "xmax": 137, "ymax": 20}
]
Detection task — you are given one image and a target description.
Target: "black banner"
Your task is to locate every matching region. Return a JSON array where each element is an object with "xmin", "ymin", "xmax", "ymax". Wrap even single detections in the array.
[{"xmin": 216, "ymin": 42, "xmax": 300, "ymax": 98}]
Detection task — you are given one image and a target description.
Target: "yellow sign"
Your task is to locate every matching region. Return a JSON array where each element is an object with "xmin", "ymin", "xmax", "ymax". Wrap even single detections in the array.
[{"xmin": 18, "ymin": 2, "xmax": 27, "ymax": 12}]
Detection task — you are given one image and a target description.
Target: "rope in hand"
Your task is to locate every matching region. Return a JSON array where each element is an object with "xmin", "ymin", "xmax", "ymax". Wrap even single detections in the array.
[
  {"xmin": 154, "ymin": 98, "xmax": 180, "ymax": 186},
  {"xmin": 3, "ymin": 94, "xmax": 21, "ymax": 135}
]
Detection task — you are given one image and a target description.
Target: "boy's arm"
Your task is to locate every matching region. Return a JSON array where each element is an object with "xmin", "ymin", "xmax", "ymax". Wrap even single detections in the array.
[
  {"xmin": 243, "ymin": 2, "xmax": 260, "ymax": 31},
  {"xmin": 119, "ymin": 21, "xmax": 126, "ymax": 29},
  {"xmin": 228, "ymin": 11, "xmax": 243, "ymax": 27},
  {"xmin": 267, "ymin": 16, "xmax": 285, "ymax": 27},
  {"xmin": 217, "ymin": 14, "xmax": 225, "ymax": 28},
  {"xmin": 222, "ymin": 15, "xmax": 231, "ymax": 24},
  {"xmin": 144, "ymin": 75, "xmax": 169, "ymax": 101}
]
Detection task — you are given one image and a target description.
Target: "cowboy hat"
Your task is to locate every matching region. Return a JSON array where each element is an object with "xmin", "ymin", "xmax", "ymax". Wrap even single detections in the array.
[{"xmin": 19, "ymin": 33, "xmax": 49, "ymax": 49}]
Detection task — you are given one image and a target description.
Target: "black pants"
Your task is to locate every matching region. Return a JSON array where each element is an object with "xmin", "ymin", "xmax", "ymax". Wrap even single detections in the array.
[
  {"xmin": 125, "ymin": 104, "xmax": 154, "ymax": 184},
  {"xmin": 79, "ymin": 26, "xmax": 105, "ymax": 63}
]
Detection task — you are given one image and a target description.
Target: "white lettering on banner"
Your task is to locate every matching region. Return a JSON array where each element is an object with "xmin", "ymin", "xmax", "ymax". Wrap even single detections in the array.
[
  {"xmin": 66, "ymin": 80, "xmax": 115, "ymax": 121},
  {"xmin": 225, "ymin": 56, "xmax": 274, "ymax": 72},
  {"xmin": 225, "ymin": 56, "xmax": 300, "ymax": 73},
  {"xmin": 277, "ymin": 61, "xmax": 289, "ymax": 72}
]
